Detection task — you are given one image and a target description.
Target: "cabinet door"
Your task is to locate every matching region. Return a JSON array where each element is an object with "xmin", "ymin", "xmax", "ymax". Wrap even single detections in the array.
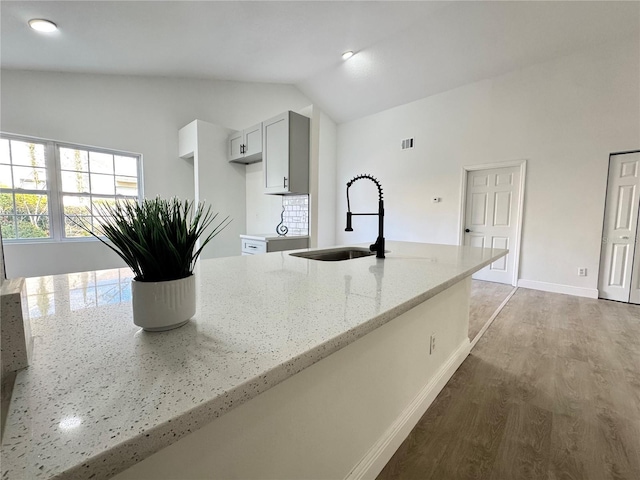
[
  {"xmin": 228, "ymin": 131, "xmax": 244, "ymax": 161},
  {"xmin": 243, "ymin": 123, "xmax": 262, "ymax": 159},
  {"xmin": 263, "ymin": 112, "xmax": 290, "ymax": 194}
]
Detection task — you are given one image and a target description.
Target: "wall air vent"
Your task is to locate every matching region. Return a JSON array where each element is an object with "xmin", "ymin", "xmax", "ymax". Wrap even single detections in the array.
[{"xmin": 401, "ymin": 138, "xmax": 414, "ymax": 150}]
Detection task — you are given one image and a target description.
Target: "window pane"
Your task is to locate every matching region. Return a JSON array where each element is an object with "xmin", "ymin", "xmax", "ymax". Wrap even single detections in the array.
[
  {"xmin": 17, "ymin": 216, "xmax": 49, "ymax": 238},
  {"xmin": 0, "ymin": 139, "xmax": 9, "ymax": 164},
  {"xmin": 65, "ymin": 216, "xmax": 92, "ymax": 237},
  {"xmin": 0, "ymin": 165, "xmax": 13, "ymax": 188},
  {"xmin": 60, "ymin": 147, "xmax": 88, "ymax": 172},
  {"xmin": 90, "ymin": 173, "xmax": 115, "ymax": 194},
  {"xmin": 93, "ymin": 216, "xmax": 114, "ymax": 235},
  {"xmin": 1, "ymin": 215, "xmax": 16, "ymax": 239},
  {"xmin": 63, "ymin": 195, "xmax": 91, "ymax": 216},
  {"xmin": 114, "ymin": 155, "xmax": 137, "ymax": 176},
  {"xmin": 89, "ymin": 152, "xmax": 114, "ymax": 174},
  {"xmin": 0, "ymin": 192, "xmax": 14, "ymax": 214},
  {"xmin": 63, "ymin": 195, "xmax": 90, "ymax": 237},
  {"xmin": 10, "ymin": 141, "xmax": 46, "ymax": 167},
  {"xmin": 115, "ymin": 176, "xmax": 138, "ymax": 196},
  {"xmin": 12, "ymin": 166, "xmax": 47, "ymax": 190},
  {"xmin": 61, "ymin": 170, "xmax": 90, "ymax": 193},
  {"xmin": 13, "ymin": 193, "xmax": 48, "ymax": 219},
  {"xmin": 92, "ymin": 197, "xmax": 116, "ymax": 216}
]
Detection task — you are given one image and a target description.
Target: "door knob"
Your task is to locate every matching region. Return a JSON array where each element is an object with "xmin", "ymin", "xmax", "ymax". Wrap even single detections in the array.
[{"xmin": 465, "ymin": 228, "xmax": 471, "ymax": 233}]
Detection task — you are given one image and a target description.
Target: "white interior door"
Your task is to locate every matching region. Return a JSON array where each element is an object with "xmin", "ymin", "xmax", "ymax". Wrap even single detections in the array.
[
  {"xmin": 464, "ymin": 166, "xmax": 520, "ymax": 285},
  {"xmin": 599, "ymin": 152, "xmax": 640, "ymax": 302}
]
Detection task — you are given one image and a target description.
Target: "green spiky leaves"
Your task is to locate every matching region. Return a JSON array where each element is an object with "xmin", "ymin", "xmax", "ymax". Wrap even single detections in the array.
[{"xmin": 71, "ymin": 198, "xmax": 231, "ymax": 282}]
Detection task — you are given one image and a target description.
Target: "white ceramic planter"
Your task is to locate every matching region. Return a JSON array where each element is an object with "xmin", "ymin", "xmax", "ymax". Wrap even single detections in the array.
[{"xmin": 131, "ymin": 275, "xmax": 196, "ymax": 331}]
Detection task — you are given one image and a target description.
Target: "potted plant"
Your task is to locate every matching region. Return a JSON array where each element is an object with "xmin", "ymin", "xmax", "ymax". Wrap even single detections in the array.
[{"xmin": 74, "ymin": 197, "xmax": 230, "ymax": 331}]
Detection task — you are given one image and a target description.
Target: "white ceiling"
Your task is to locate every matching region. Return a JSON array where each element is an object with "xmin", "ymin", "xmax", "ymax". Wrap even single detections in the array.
[{"xmin": 2, "ymin": 1, "xmax": 638, "ymax": 123}]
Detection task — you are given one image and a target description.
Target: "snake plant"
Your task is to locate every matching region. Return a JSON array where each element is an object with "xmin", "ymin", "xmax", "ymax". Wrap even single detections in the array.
[{"xmin": 73, "ymin": 197, "xmax": 230, "ymax": 282}]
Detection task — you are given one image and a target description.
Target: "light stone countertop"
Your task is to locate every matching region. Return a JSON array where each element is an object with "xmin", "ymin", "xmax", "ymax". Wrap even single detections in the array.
[
  {"xmin": 240, "ymin": 233, "xmax": 310, "ymax": 241},
  {"xmin": 1, "ymin": 241, "xmax": 506, "ymax": 480}
]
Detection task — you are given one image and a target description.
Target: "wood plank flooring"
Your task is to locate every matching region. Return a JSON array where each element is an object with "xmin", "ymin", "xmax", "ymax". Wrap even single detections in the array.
[
  {"xmin": 469, "ymin": 280, "xmax": 515, "ymax": 341},
  {"xmin": 377, "ymin": 288, "xmax": 640, "ymax": 480}
]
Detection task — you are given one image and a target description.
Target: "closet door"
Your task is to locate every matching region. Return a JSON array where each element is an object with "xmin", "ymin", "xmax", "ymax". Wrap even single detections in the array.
[
  {"xmin": 628, "ymin": 154, "xmax": 640, "ymax": 303},
  {"xmin": 599, "ymin": 152, "xmax": 640, "ymax": 302}
]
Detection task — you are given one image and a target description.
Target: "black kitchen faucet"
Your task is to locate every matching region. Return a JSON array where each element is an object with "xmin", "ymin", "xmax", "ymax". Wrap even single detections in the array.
[{"xmin": 345, "ymin": 174, "xmax": 385, "ymax": 259}]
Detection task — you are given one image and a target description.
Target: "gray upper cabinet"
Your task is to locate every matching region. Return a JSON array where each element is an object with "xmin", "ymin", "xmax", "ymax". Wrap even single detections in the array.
[
  {"xmin": 263, "ymin": 111, "xmax": 310, "ymax": 195},
  {"xmin": 228, "ymin": 122, "xmax": 262, "ymax": 164}
]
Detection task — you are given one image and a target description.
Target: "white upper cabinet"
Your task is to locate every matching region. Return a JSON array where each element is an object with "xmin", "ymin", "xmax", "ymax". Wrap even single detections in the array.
[
  {"xmin": 228, "ymin": 122, "xmax": 262, "ymax": 164},
  {"xmin": 228, "ymin": 131, "xmax": 244, "ymax": 161},
  {"xmin": 263, "ymin": 111, "xmax": 310, "ymax": 195}
]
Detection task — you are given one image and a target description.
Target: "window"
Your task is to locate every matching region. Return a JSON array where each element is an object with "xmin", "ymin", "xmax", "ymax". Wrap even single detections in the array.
[{"xmin": 0, "ymin": 134, "xmax": 142, "ymax": 241}]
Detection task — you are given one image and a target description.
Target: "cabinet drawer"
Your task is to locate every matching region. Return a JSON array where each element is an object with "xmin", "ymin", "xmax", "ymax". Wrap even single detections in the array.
[{"xmin": 242, "ymin": 239, "xmax": 267, "ymax": 254}]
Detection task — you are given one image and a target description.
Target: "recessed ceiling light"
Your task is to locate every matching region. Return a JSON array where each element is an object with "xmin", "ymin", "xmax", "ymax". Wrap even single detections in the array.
[
  {"xmin": 28, "ymin": 18, "xmax": 58, "ymax": 33},
  {"xmin": 342, "ymin": 51, "xmax": 354, "ymax": 60}
]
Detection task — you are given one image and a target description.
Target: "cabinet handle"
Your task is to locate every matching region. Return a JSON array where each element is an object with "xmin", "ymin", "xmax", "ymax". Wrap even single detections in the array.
[
  {"xmin": 241, "ymin": 144, "xmax": 246, "ymax": 154},
  {"xmin": 284, "ymin": 176, "xmax": 288, "ymax": 188},
  {"xmin": 248, "ymin": 245, "xmax": 257, "ymax": 249}
]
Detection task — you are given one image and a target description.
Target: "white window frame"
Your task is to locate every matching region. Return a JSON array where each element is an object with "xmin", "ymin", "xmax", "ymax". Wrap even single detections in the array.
[{"xmin": 1, "ymin": 132, "xmax": 143, "ymax": 243}]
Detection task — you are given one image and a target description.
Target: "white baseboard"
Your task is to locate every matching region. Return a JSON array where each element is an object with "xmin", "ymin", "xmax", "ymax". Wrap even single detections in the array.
[
  {"xmin": 517, "ymin": 279, "xmax": 598, "ymax": 299},
  {"xmin": 345, "ymin": 339, "xmax": 471, "ymax": 480}
]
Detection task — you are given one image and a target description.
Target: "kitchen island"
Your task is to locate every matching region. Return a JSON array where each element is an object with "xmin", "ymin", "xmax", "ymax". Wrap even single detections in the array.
[{"xmin": 1, "ymin": 242, "xmax": 506, "ymax": 480}]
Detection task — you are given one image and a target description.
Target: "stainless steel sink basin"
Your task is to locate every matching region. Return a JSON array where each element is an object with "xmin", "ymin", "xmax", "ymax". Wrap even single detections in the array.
[{"xmin": 290, "ymin": 247, "xmax": 375, "ymax": 261}]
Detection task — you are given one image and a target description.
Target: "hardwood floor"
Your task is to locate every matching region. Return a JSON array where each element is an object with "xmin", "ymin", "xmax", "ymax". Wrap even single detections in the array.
[
  {"xmin": 469, "ymin": 280, "xmax": 515, "ymax": 341},
  {"xmin": 377, "ymin": 288, "xmax": 640, "ymax": 480}
]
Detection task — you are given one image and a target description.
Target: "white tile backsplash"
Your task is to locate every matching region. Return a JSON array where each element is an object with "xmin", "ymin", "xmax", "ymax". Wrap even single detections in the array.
[{"xmin": 281, "ymin": 195, "xmax": 309, "ymax": 236}]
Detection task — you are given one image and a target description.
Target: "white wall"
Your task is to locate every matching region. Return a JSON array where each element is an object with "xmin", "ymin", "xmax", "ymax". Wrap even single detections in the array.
[
  {"xmin": 191, "ymin": 120, "xmax": 246, "ymax": 259},
  {"xmin": 245, "ymin": 162, "xmax": 283, "ymax": 234},
  {"xmin": 336, "ymin": 38, "xmax": 640, "ymax": 293},
  {"xmin": 310, "ymin": 108, "xmax": 337, "ymax": 248},
  {"xmin": 1, "ymin": 70, "xmax": 311, "ymax": 277}
]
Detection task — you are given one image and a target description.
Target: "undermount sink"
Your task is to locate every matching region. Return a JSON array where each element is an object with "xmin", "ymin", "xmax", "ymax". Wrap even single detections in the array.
[{"xmin": 290, "ymin": 247, "xmax": 375, "ymax": 261}]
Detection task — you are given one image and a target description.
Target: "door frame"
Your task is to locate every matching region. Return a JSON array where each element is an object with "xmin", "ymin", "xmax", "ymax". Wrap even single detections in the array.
[{"xmin": 458, "ymin": 159, "xmax": 527, "ymax": 287}]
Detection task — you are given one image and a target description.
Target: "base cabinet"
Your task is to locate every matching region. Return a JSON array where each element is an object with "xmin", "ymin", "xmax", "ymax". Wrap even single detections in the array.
[
  {"xmin": 112, "ymin": 278, "xmax": 472, "ymax": 480},
  {"xmin": 241, "ymin": 235, "xmax": 309, "ymax": 255}
]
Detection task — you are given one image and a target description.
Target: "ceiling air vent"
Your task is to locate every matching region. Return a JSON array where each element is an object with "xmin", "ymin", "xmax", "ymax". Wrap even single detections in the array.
[{"xmin": 401, "ymin": 138, "xmax": 414, "ymax": 150}]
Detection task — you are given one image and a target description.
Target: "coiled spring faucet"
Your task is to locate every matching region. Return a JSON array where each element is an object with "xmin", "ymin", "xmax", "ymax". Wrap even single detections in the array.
[{"xmin": 345, "ymin": 174, "xmax": 385, "ymax": 258}]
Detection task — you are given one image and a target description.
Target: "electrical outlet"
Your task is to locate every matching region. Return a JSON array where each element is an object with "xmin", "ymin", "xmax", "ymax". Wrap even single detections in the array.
[
  {"xmin": 429, "ymin": 334, "xmax": 436, "ymax": 355},
  {"xmin": 578, "ymin": 268, "xmax": 587, "ymax": 276}
]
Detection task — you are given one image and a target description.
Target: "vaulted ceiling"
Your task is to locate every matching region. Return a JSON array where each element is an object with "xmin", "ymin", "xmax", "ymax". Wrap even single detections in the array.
[{"xmin": 2, "ymin": 1, "xmax": 638, "ymax": 123}]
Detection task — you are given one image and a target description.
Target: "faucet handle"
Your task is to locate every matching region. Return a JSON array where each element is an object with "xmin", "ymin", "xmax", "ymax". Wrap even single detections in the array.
[{"xmin": 345, "ymin": 212, "xmax": 353, "ymax": 232}]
